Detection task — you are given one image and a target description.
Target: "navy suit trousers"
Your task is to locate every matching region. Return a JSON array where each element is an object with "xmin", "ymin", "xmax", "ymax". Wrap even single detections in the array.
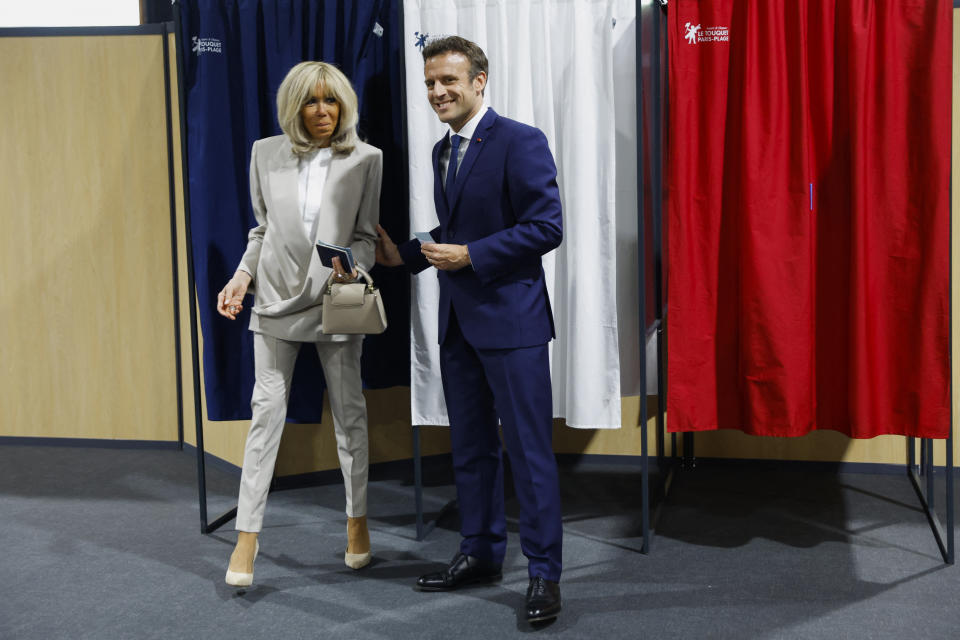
[{"xmin": 439, "ymin": 309, "xmax": 563, "ymax": 581}]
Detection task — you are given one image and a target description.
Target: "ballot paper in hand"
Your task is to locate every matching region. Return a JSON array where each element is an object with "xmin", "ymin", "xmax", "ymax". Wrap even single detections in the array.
[
  {"xmin": 316, "ymin": 241, "xmax": 355, "ymax": 274},
  {"xmin": 414, "ymin": 231, "xmax": 435, "ymax": 244}
]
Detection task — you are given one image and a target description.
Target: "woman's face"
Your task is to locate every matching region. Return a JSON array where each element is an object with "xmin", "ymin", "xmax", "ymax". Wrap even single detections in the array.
[{"xmin": 301, "ymin": 83, "xmax": 340, "ymax": 146}]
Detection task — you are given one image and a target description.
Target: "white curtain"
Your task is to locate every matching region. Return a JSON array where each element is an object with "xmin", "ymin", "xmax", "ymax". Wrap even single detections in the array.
[{"xmin": 403, "ymin": 0, "xmax": 640, "ymax": 429}]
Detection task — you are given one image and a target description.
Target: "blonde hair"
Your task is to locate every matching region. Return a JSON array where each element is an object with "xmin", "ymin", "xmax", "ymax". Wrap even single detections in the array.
[{"xmin": 276, "ymin": 61, "xmax": 359, "ymax": 155}]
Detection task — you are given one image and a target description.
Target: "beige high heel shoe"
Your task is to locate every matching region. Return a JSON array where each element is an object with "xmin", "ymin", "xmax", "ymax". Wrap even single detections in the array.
[
  {"xmin": 344, "ymin": 516, "xmax": 371, "ymax": 569},
  {"xmin": 225, "ymin": 539, "xmax": 260, "ymax": 587}
]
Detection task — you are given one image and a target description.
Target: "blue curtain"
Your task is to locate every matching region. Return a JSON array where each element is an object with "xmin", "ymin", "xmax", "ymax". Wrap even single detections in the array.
[{"xmin": 178, "ymin": 0, "xmax": 409, "ymax": 421}]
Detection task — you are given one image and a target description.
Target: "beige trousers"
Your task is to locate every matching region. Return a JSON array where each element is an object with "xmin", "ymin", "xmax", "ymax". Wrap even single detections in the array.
[{"xmin": 236, "ymin": 333, "xmax": 369, "ymax": 532}]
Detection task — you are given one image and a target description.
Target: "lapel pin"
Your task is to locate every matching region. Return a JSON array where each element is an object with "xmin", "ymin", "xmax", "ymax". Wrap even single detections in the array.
[{"xmin": 476, "ymin": 137, "xmax": 482, "ymax": 143}]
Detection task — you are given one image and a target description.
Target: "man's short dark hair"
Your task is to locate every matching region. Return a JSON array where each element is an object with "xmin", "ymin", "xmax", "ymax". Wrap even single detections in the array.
[{"xmin": 422, "ymin": 35, "xmax": 489, "ymax": 81}]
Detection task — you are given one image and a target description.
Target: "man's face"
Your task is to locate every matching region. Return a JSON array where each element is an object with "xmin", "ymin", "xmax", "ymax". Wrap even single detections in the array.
[{"xmin": 424, "ymin": 52, "xmax": 486, "ymax": 132}]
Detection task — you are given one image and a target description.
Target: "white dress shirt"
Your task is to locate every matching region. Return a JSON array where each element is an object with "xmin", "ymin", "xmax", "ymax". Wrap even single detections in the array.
[
  {"xmin": 298, "ymin": 146, "xmax": 333, "ymax": 239},
  {"xmin": 440, "ymin": 104, "xmax": 488, "ymax": 183}
]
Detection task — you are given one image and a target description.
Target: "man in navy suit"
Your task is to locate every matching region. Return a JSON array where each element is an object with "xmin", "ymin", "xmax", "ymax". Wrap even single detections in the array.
[{"xmin": 376, "ymin": 36, "xmax": 563, "ymax": 622}]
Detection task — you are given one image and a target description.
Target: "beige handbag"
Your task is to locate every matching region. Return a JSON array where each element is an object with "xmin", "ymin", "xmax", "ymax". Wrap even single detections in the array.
[{"xmin": 321, "ymin": 266, "xmax": 388, "ymax": 335}]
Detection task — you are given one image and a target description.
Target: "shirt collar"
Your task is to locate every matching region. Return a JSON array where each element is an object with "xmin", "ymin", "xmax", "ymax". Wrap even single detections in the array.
[
  {"xmin": 298, "ymin": 145, "xmax": 332, "ymax": 165},
  {"xmin": 449, "ymin": 104, "xmax": 488, "ymax": 142}
]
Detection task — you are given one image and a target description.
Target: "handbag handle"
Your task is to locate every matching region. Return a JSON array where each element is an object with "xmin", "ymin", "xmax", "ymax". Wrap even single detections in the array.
[{"xmin": 325, "ymin": 265, "xmax": 376, "ymax": 291}]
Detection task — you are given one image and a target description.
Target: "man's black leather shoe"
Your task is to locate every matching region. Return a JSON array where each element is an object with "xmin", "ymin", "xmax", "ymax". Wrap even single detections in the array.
[
  {"xmin": 525, "ymin": 576, "xmax": 561, "ymax": 622},
  {"xmin": 416, "ymin": 552, "xmax": 502, "ymax": 591}
]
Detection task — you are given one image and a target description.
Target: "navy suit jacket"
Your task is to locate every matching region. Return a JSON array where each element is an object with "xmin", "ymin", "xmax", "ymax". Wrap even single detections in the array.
[{"xmin": 400, "ymin": 109, "xmax": 563, "ymax": 350}]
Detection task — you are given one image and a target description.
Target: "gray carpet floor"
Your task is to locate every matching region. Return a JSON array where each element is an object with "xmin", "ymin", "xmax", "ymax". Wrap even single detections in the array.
[{"xmin": 0, "ymin": 444, "xmax": 957, "ymax": 639}]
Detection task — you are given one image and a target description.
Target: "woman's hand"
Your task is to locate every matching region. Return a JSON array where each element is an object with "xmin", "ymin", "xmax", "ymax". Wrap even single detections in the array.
[
  {"xmin": 217, "ymin": 270, "xmax": 252, "ymax": 320},
  {"xmin": 375, "ymin": 224, "xmax": 404, "ymax": 267},
  {"xmin": 331, "ymin": 256, "xmax": 359, "ymax": 283}
]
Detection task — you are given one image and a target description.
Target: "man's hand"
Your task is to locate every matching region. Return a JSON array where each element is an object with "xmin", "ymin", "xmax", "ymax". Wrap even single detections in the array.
[
  {"xmin": 422, "ymin": 243, "xmax": 471, "ymax": 271},
  {"xmin": 217, "ymin": 270, "xmax": 252, "ymax": 320},
  {"xmin": 375, "ymin": 224, "xmax": 404, "ymax": 267}
]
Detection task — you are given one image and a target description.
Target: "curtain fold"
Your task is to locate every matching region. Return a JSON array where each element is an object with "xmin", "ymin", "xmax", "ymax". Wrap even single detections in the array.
[{"xmin": 667, "ymin": 0, "xmax": 950, "ymax": 438}]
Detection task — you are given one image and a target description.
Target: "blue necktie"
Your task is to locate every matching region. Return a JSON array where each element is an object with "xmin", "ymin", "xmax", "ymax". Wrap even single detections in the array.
[{"xmin": 445, "ymin": 134, "xmax": 462, "ymax": 206}]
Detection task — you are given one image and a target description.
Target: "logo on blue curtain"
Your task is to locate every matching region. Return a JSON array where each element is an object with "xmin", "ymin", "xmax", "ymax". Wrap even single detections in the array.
[
  {"xmin": 192, "ymin": 36, "xmax": 223, "ymax": 55},
  {"xmin": 684, "ymin": 23, "xmax": 729, "ymax": 45},
  {"xmin": 414, "ymin": 31, "xmax": 429, "ymax": 50}
]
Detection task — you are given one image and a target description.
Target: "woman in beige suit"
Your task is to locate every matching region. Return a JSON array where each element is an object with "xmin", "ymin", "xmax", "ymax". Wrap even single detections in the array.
[{"xmin": 216, "ymin": 61, "xmax": 382, "ymax": 587}]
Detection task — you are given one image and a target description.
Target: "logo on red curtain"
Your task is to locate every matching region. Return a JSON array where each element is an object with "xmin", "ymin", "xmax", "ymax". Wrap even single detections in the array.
[{"xmin": 684, "ymin": 23, "xmax": 729, "ymax": 45}]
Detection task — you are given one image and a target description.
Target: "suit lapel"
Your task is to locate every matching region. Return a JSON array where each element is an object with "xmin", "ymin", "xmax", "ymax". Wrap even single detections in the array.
[
  {"xmin": 268, "ymin": 140, "xmax": 307, "ymax": 244},
  {"xmin": 312, "ymin": 151, "xmax": 347, "ymax": 242},
  {"xmin": 448, "ymin": 109, "xmax": 497, "ymax": 213}
]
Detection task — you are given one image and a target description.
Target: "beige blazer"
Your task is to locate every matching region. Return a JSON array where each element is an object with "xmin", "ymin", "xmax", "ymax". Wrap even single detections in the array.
[{"xmin": 237, "ymin": 134, "xmax": 382, "ymax": 342}]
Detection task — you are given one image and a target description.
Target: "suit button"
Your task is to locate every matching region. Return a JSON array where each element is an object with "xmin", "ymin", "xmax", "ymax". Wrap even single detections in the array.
[{"xmin": 449, "ymin": 231, "xmax": 456, "ymax": 239}]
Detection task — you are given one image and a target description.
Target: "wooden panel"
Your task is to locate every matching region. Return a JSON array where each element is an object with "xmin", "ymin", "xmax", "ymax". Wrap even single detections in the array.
[
  {"xmin": 553, "ymin": 398, "xmax": 907, "ymax": 465},
  {"xmin": 274, "ymin": 387, "xmax": 450, "ymax": 476},
  {"xmin": 0, "ymin": 35, "xmax": 178, "ymax": 441},
  {"xmin": 554, "ymin": 396, "xmax": 659, "ymax": 456},
  {"xmin": 187, "ymin": 372, "xmax": 451, "ymax": 473}
]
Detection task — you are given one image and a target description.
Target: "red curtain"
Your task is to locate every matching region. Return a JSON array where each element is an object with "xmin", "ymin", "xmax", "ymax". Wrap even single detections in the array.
[{"xmin": 666, "ymin": 0, "xmax": 951, "ymax": 438}]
